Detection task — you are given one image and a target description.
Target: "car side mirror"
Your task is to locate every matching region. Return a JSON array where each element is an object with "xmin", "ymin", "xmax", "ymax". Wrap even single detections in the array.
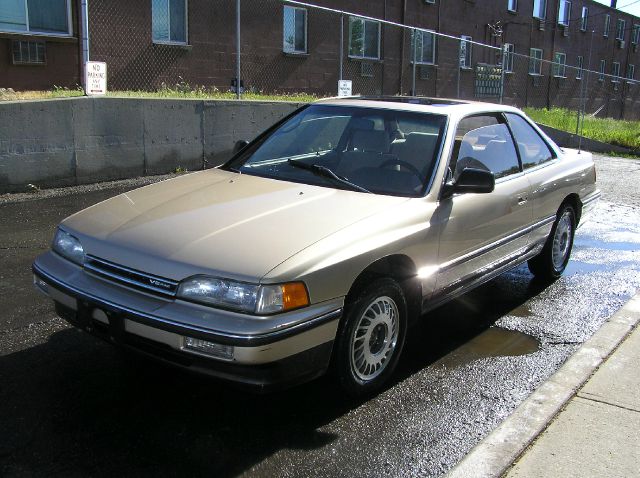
[
  {"xmin": 441, "ymin": 167, "xmax": 495, "ymax": 199},
  {"xmin": 233, "ymin": 139, "xmax": 249, "ymax": 155}
]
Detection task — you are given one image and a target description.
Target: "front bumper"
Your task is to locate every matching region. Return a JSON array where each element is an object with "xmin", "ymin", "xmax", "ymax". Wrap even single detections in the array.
[{"xmin": 33, "ymin": 252, "xmax": 342, "ymax": 391}]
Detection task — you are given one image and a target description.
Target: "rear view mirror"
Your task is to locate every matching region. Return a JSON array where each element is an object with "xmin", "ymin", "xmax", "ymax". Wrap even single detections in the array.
[
  {"xmin": 233, "ymin": 139, "xmax": 249, "ymax": 155},
  {"xmin": 441, "ymin": 167, "xmax": 495, "ymax": 199}
]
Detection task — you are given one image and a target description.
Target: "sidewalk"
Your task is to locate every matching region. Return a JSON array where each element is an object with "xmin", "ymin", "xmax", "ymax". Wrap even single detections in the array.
[
  {"xmin": 446, "ymin": 293, "xmax": 640, "ymax": 478},
  {"xmin": 504, "ymin": 324, "xmax": 640, "ymax": 478}
]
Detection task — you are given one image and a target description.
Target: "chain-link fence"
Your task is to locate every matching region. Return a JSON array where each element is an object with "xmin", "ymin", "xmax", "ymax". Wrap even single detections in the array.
[{"xmin": 84, "ymin": 0, "xmax": 640, "ymax": 125}]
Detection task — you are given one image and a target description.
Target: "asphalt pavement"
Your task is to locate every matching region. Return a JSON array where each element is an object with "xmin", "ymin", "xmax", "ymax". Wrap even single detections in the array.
[{"xmin": 0, "ymin": 155, "xmax": 639, "ymax": 477}]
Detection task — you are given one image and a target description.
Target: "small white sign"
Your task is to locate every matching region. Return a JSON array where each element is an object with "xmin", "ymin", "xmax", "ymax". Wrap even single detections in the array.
[
  {"xmin": 338, "ymin": 80, "xmax": 352, "ymax": 97},
  {"xmin": 85, "ymin": 61, "xmax": 107, "ymax": 96}
]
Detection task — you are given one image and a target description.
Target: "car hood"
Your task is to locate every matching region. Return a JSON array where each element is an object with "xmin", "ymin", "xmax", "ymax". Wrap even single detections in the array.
[{"xmin": 62, "ymin": 169, "xmax": 409, "ymax": 282}]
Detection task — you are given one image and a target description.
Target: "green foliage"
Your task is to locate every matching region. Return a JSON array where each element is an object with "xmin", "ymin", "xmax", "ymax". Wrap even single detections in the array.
[{"xmin": 524, "ymin": 107, "xmax": 640, "ymax": 151}]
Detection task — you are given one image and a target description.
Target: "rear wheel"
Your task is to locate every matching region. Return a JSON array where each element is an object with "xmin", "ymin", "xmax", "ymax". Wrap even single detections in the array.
[
  {"xmin": 528, "ymin": 204, "xmax": 576, "ymax": 280},
  {"xmin": 334, "ymin": 278, "xmax": 407, "ymax": 397}
]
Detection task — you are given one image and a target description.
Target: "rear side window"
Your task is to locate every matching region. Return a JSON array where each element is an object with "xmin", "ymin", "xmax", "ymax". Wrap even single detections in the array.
[
  {"xmin": 454, "ymin": 115, "xmax": 520, "ymax": 180},
  {"xmin": 506, "ymin": 113, "xmax": 555, "ymax": 169}
]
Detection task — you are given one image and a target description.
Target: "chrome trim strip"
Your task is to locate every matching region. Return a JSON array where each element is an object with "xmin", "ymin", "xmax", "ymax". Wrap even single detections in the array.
[
  {"xmin": 439, "ymin": 215, "xmax": 555, "ymax": 272},
  {"xmin": 83, "ymin": 262, "xmax": 178, "ymax": 297},
  {"xmin": 582, "ymin": 191, "xmax": 602, "ymax": 206},
  {"xmin": 33, "ymin": 263, "xmax": 342, "ymax": 346}
]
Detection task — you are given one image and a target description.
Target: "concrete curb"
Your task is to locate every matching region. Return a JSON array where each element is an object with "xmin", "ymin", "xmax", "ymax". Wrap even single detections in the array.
[{"xmin": 444, "ymin": 292, "xmax": 640, "ymax": 478}]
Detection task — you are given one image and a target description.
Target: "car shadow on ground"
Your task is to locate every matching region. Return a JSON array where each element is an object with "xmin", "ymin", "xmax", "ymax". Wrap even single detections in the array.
[{"xmin": 0, "ymin": 265, "xmax": 550, "ymax": 477}]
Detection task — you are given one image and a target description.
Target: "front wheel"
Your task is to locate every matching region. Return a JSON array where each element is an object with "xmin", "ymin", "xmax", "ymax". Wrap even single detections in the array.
[
  {"xmin": 334, "ymin": 278, "xmax": 408, "ymax": 397},
  {"xmin": 528, "ymin": 204, "xmax": 576, "ymax": 280}
]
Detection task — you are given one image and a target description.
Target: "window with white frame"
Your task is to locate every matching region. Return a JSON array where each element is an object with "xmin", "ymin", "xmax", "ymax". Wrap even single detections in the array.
[
  {"xmin": 612, "ymin": 62, "xmax": 621, "ymax": 82},
  {"xmin": 283, "ymin": 6, "xmax": 307, "ymax": 54},
  {"xmin": 533, "ymin": 0, "xmax": 546, "ymax": 20},
  {"xmin": 460, "ymin": 35, "xmax": 472, "ymax": 69},
  {"xmin": 349, "ymin": 17, "xmax": 381, "ymax": 60},
  {"xmin": 553, "ymin": 52, "xmax": 566, "ymax": 77},
  {"xmin": 0, "ymin": 0, "xmax": 71, "ymax": 36},
  {"xmin": 504, "ymin": 43, "xmax": 514, "ymax": 73},
  {"xmin": 529, "ymin": 48, "xmax": 543, "ymax": 75},
  {"xmin": 604, "ymin": 14, "xmax": 610, "ymax": 38},
  {"xmin": 508, "ymin": 0, "xmax": 517, "ymax": 13},
  {"xmin": 616, "ymin": 19, "xmax": 625, "ymax": 41},
  {"xmin": 628, "ymin": 64, "xmax": 635, "ymax": 81},
  {"xmin": 599, "ymin": 59, "xmax": 606, "ymax": 81},
  {"xmin": 558, "ymin": 0, "xmax": 571, "ymax": 26},
  {"xmin": 413, "ymin": 30, "xmax": 436, "ymax": 65},
  {"xmin": 576, "ymin": 55, "xmax": 583, "ymax": 79},
  {"xmin": 633, "ymin": 25, "xmax": 640, "ymax": 44},
  {"xmin": 581, "ymin": 7, "xmax": 588, "ymax": 31},
  {"xmin": 152, "ymin": 0, "xmax": 187, "ymax": 44}
]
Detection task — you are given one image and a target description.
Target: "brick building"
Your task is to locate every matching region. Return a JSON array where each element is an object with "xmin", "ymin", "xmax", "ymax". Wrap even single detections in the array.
[{"xmin": 1, "ymin": 0, "xmax": 639, "ymax": 118}]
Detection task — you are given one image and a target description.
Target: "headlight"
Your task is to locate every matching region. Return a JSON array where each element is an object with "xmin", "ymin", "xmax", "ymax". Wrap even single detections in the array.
[
  {"xmin": 52, "ymin": 228, "xmax": 85, "ymax": 265},
  {"xmin": 177, "ymin": 276, "xmax": 309, "ymax": 314}
]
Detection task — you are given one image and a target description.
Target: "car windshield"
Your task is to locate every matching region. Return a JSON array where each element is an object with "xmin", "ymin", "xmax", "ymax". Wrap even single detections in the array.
[{"xmin": 224, "ymin": 105, "xmax": 448, "ymax": 197}]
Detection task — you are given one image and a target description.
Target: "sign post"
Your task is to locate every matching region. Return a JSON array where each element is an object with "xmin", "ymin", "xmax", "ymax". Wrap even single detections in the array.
[
  {"xmin": 337, "ymin": 79, "xmax": 352, "ymax": 97},
  {"xmin": 84, "ymin": 61, "xmax": 107, "ymax": 96}
]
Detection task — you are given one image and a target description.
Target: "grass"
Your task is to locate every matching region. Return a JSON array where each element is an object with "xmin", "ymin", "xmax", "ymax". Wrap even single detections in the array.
[{"xmin": 524, "ymin": 107, "xmax": 640, "ymax": 151}]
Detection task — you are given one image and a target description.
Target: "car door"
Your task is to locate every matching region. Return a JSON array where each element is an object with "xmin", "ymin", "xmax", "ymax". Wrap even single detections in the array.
[{"xmin": 432, "ymin": 113, "xmax": 533, "ymax": 300}]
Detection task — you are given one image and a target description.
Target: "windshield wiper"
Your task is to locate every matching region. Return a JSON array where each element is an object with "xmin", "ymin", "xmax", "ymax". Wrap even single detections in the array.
[{"xmin": 287, "ymin": 159, "xmax": 371, "ymax": 193}]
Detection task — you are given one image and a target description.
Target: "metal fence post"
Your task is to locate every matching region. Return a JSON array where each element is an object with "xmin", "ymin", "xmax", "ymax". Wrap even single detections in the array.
[
  {"xmin": 578, "ymin": 30, "xmax": 594, "ymax": 152},
  {"xmin": 339, "ymin": 13, "xmax": 344, "ymax": 82},
  {"xmin": 80, "ymin": 0, "xmax": 90, "ymax": 93},
  {"xmin": 457, "ymin": 39, "xmax": 462, "ymax": 99},
  {"xmin": 411, "ymin": 29, "xmax": 417, "ymax": 95},
  {"xmin": 500, "ymin": 44, "xmax": 506, "ymax": 105},
  {"xmin": 235, "ymin": 0, "xmax": 241, "ymax": 99}
]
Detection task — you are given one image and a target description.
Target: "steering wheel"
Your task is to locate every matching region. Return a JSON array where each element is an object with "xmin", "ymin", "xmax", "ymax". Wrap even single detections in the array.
[{"xmin": 380, "ymin": 158, "xmax": 423, "ymax": 180}]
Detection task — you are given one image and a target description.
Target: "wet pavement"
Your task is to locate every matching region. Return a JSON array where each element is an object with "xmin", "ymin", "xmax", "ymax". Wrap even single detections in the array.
[{"xmin": 1, "ymin": 156, "xmax": 639, "ymax": 477}]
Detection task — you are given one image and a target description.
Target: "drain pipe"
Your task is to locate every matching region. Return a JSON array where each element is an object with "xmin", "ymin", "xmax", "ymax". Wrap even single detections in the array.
[{"xmin": 80, "ymin": 0, "xmax": 90, "ymax": 93}]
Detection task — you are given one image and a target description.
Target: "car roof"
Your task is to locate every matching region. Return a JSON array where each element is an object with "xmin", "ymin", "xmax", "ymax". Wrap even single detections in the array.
[{"xmin": 313, "ymin": 96, "xmax": 524, "ymax": 118}]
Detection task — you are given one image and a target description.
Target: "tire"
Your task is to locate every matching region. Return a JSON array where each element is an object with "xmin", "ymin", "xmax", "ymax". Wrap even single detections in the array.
[
  {"xmin": 528, "ymin": 203, "xmax": 576, "ymax": 280},
  {"xmin": 333, "ymin": 278, "xmax": 408, "ymax": 397}
]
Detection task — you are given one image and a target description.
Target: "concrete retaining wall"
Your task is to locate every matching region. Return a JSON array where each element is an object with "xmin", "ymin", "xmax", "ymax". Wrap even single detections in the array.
[
  {"xmin": 0, "ymin": 97, "xmax": 300, "ymax": 192},
  {"xmin": 537, "ymin": 124, "xmax": 638, "ymax": 156}
]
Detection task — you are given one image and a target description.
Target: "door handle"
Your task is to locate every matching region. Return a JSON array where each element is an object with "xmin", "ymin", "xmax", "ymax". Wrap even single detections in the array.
[{"xmin": 517, "ymin": 195, "xmax": 528, "ymax": 206}]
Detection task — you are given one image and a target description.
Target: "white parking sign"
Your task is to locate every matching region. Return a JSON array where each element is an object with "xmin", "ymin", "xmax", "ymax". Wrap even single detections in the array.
[
  {"xmin": 85, "ymin": 62, "xmax": 107, "ymax": 96},
  {"xmin": 338, "ymin": 80, "xmax": 352, "ymax": 97}
]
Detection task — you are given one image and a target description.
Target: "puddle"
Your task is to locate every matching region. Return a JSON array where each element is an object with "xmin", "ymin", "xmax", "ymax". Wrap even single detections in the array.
[{"xmin": 441, "ymin": 327, "xmax": 540, "ymax": 368}]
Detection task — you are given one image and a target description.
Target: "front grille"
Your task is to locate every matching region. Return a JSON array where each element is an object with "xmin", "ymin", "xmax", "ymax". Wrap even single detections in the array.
[{"xmin": 84, "ymin": 255, "xmax": 179, "ymax": 297}]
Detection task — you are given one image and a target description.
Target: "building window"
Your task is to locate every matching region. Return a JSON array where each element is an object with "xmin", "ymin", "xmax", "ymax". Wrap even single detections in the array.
[
  {"xmin": 576, "ymin": 55, "xmax": 583, "ymax": 79},
  {"xmin": 633, "ymin": 25, "xmax": 640, "ymax": 45},
  {"xmin": 599, "ymin": 59, "xmax": 606, "ymax": 81},
  {"xmin": 413, "ymin": 30, "xmax": 436, "ymax": 65},
  {"xmin": 529, "ymin": 48, "xmax": 543, "ymax": 75},
  {"xmin": 553, "ymin": 52, "xmax": 566, "ymax": 77},
  {"xmin": 425, "ymin": 0, "xmax": 436, "ymax": 4},
  {"xmin": 558, "ymin": 0, "xmax": 571, "ymax": 26},
  {"xmin": 349, "ymin": 17, "xmax": 381, "ymax": 60},
  {"xmin": 581, "ymin": 7, "xmax": 588, "ymax": 31},
  {"xmin": 612, "ymin": 62, "xmax": 621, "ymax": 82},
  {"xmin": 508, "ymin": 0, "xmax": 518, "ymax": 13},
  {"xmin": 604, "ymin": 14, "xmax": 610, "ymax": 38},
  {"xmin": 11, "ymin": 39, "xmax": 45, "ymax": 64},
  {"xmin": 283, "ymin": 6, "xmax": 307, "ymax": 54},
  {"xmin": 460, "ymin": 35, "xmax": 472, "ymax": 69},
  {"xmin": 504, "ymin": 43, "xmax": 514, "ymax": 73},
  {"xmin": 152, "ymin": 0, "xmax": 187, "ymax": 44},
  {"xmin": 628, "ymin": 64, "xmax": 635, "ymax": 81},
  {"xmin": 533, "ymin": 0, "xmax": 546, "ymax": 20},
  {"xmin": 616, "ymin": 19, "xmax": 625, "ymax": 41},
  {"xmin": 0, "ymin": 0, "xmax": 71, "ymax": 36}
]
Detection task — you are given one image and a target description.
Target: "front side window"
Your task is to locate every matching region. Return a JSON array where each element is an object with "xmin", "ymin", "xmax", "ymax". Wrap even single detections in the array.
[
  {"xmin": 616, "ymin": 19, "xmax": 625, "ymax": 41},
  {"xmin": 460, "ymin": 35, "xmax": 472, "ymax": 69},
  {"xmin": 152, "ymin": 0, "xmax": 187, "ymax": 44},
  {"xmin": 533, "ymin": 0, "xmax": 547, "ymax": 19},
  {"xmin": 529, "ymin": 48, "xmax": 543, "ymax": 75},
  {"xmin": 508, "ymin": 0, "xmax": 518, "ymax": 12},
  {"xmin": 349, "ymin": 17, "xmax": 381, "ymax": 60},
  {"xmin": 504, "ymin": 43, "xmax": 514, "ymax": 73},
  {"xmin": 227, "ymin": 105, "xmax": 448, "ymax": 198},
  {"xmin": 553, "ymin": 52, "xmax": 566, "ymax": 78},
  {"xmin": 454, "ymin": 116, "xmax": 520, "ymax": 180},
  {"xmin": 0, "ymin": 0, "xmax": 70, "ymax": 35},
  {"xmin": 612, "ymin": 62, "xmax": 621, "ymax": 82},
  {"xmin": 283, "ymin": 6, "xmax": 307, "ymax": 54},
  {"xmin": 413, "ymin": 30, "xmax": 436, "ymax": 65},
  {"xmin": 599, "ymin": 59, "xmax": 606, "ymax": 81},
  {"xmin": 581, "ymin": 7, "xmax": 588, "ymax": 31},
  {"xmin": 558, "ymin": 0, "xmax": 571, "ymax": 26},
  {"xmin": 506, "ymin": 113, "xmax": 554, "ymax": 170},
  {"xmin": 576, "ymin": 55, "xmax": 584, "ymax": 79},
  {"xmin": 604, "ymin": 14, "xmax": 610, "ymax": 38}
]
